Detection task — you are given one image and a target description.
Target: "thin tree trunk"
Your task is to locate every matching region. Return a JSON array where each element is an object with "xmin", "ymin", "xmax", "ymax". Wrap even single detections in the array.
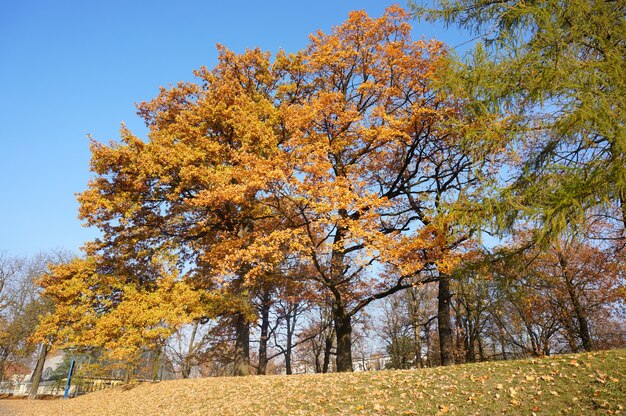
[
  {"xmin": 567, "ymin": 281, "xmax": 593, "ymax": 352},
  {"xmin": 285, "ymin": 309, "xmax": 293, "ymax": 375},
  {"xmin": 467, "ymin": 323, "xmax": 476, "ymax": 363},
  {"xmin": 619, "ymin": 188, "xmax": 626, "ymax": 232},
  {"xmin": 424, "ymin": 324, "xmax": 432, "ymax": 367},
  {"xmin": 322, "ymin": 336, "xmax": 332, "ymax": 373},
  {"xmin": 438, "ymin": 275, "xmax": 454, "ymax": 366},
  {"xmin": 233, "ymin": 313, "xmax": 250, "ymax": 376},
  {"xmin": 29, "ymin": 343, "xmax": 48, "ymax": 399},
  {"xmin": 560, "ymin": 253, "xmax": 593, "ymax": 352},
  {"xmin": 314, "ymin": 343, "xmax": 322, "ymax": 373},
  {"xmin": 123, "ymin": 364, "xmax": 134, "ymax": 384},
  {"xmin": 182, "ymin": 321, "xmax": 199, "ymax": 378},
  {"xmin": 258, "ymin": 298, "xmax": 271, "ymax": 375},
  {"xmin": 414, "ymin": 323, "xmax": 422, "ymax": 368},
  {"xmin": 477, "ymin": 333, "xmax": 486, "ymax": 361},
  {"xmin": 152, "ymin": 346, "xmax": 161, "ymax": 381}
]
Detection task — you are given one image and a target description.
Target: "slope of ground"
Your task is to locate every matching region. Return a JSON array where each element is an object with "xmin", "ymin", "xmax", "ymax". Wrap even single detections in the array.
[{"xmin": 1, "ymin": 349, "xmax": 624, "ymax": 415}]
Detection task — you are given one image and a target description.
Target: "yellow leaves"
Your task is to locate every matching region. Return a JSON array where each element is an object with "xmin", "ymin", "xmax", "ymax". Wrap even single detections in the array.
[{"xmin": 36, "ymin": 253, "xmax": 204, "ymax": 360}]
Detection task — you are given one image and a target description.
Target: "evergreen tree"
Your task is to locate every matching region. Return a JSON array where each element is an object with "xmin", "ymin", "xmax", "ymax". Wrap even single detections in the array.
[{"xmin": 412, "ymin": 0, "xmax": 626, "ymax": 239}]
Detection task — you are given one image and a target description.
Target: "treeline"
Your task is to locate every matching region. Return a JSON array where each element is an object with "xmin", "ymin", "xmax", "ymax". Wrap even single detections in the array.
[
  {"xmin": 0, "ymin": 251, "xmax": 71, "ymax": 395},
  {"xmin": 380, "ymin": 232, "xmax": 625, "ymax": 369},
  {"xmin": 4, "ymin": 2, "xmax": 624, "ymax": 382}
]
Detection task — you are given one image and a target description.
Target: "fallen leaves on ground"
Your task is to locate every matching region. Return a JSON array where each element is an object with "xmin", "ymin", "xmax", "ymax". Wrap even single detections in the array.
[{"xmin": 0, "ymin": 349, "xmax": 624, "ymax": 415}]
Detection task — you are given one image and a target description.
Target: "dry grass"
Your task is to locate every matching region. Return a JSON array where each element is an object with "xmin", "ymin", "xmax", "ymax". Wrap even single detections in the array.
[{"xmin": 1, "ymin": 348, "xmax": 624, "ymax": 415}]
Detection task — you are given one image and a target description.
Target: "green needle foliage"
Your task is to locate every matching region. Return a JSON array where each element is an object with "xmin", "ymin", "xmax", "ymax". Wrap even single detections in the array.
[{"xmin": 411, "ymin": 0, "xmax": 626, "ymax": 240}]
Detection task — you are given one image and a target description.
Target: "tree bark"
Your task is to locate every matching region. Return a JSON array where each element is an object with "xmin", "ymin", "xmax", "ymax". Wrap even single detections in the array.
[
  {"xmin": 285, "ymin": 309, "xmax": 293, "ymax": 375},
  {"xmin": 313, "ymin": 346, "xmax": 322, "ymax": 373},
  {"xmin": 258, "ymin": 297, "xmax": 271, "ymax": 375},
  {"xmin": 28, "ymin": 343, "xmax": 48, "ymax": 399},
  {"xmin": 334, "ymin": 312, "xmax": 353, "ymax": 372},
  {"xmin": 438, "ymin": 275, "xmax": 454, "ymax": 366},
  {"xmin": 322, "ymin": 336, "xmax": 333, "ymax": 373},
  {"xmin": 233, "ymin": 313, "xmax": 250, "ymax": 376},
  {"xmin": 329, "ymin": 220, "xmax": 353, "ymax": 373},
  {"xmin": 181, "ymin": 321, "xmax": 198, "ymax": 379},
  {"xmin": 566, "ymin": 278, "xmax": 593, "ymax": 352}
]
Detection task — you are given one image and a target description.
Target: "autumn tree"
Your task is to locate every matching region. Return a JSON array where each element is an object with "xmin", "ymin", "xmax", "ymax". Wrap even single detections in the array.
[
  {"xmin": 380, "ymin": 293, "xmax": 417, "ymax": 369},
  {"xmin": 474, "ymin": 227, "xmax": 625, "ymax": 357},
  {"xmin": 233, "ymin": 6, "xmax": 487, "ymax": 371},
  {"xmin": 514, "ymin": 234, "xmax": 624, "ymax": 352},
  {"xmin": 37, "ymin": 6, "xmax": 487, "ymax": 375},
  {"xmin": 35, "ymin": 253, "xmax": 206, "ymax": 383},
  {"xmin": 451, "ymin": 271, "xmax": 492, "ymax": 362},
  {"xmin": 71, "ymin": 42, "xmax": 291, "ymax": 376},
  {"xmin": 0, "ymin": 251, "xmax": 72, "ymax": 397},
  {"xmin": 0, "ymin": 252, "xmax": 25, "ymax": 380},
  {"xmin": 296, "ymin": 303, "xmax": 335, "ymax": 373}
]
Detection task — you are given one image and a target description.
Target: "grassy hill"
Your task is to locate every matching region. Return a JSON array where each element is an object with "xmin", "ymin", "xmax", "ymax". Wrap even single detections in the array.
[{"xmin": 1, "ymin": 349, "xmax": 624, "ymax": 415}]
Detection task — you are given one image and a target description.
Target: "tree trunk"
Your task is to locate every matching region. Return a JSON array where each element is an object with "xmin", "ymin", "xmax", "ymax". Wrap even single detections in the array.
[
  {"xmin": 314, "ymin": 345, "xmax": 322, "ymax": 374},
  {"xmin": 0, "ymin": 355, "xmax": 8, "ymax": 383},
  {"xmin": 424, "ymin": 323, "xmax": 432, "ymax": 367},
  {"xmin": 560, "ymin": 253, "xmax": 593, "ymax": 352},
  {"xmin": 258, "ymin": 298, "xmax": 271, "ymax": 375},
  {"xmin": 284, "ymin": 302, "xmax": 298, "ymax": 375},
  {"xmin": 181, "ymin": 321, "xmax": 199, "ymax": 378},
  {"xmin": 619, "ymin": 188, "xmax": 626, "ymax": 231},
  {"xmin": 123, "ymin": 364, "xmax": 133, "ymax": 384},
  {"xmin": 413, "ymin": 323, "xmax": 423, "ymax": 368},
  {"xmin": 477, "ymin": 333, "xmax": 486, "ymax": 361},
  {"xmin": 322, "ymin": 336, "xmax": 332, "ymax": 373},
  {"xmin": 560, "ymin": 315, "xmax": 580, "ymax": 352},
  {"xmin": 334, "ymin": 313, "xmax": 353, "ymax": 372},
  {"xmin": 466, "ymin": 323, "xmax": 476, "ymax": 363},
  {"xmin": 29, "ymin": 343, "xmax": 48, "ymax": 399},
  {"xmin": 565, "ymin": 278, "xmax": 593, "ymax": 352},
  {"xmin": 285, "ymin": 311, "xmax": 293, "ymax": 375},
  {"xmin": 285, "ymin": 347, "xmax": 292, "ymax": 375},
  {"xmin": 330, "ymin": 222, "xmax": 352, "ymax": 372},
  {"xmin": 152, "ymin": 346, "xmax": 161, "ymax": 381},
  {"xmin": 438, "ymin": 275, "xmax": 454, "ymax": 366},
  {"xmin": 233, "ymin": 313, "xmax": 250, "ymax": 376}
]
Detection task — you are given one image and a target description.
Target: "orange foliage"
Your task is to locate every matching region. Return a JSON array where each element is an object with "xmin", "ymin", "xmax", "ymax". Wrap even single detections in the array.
[{"xmin": 38, "ymin": 7, "xmax": 485, "ymax": 365}]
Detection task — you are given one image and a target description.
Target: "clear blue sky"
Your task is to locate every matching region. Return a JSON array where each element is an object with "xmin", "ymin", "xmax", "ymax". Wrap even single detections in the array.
[{"xmin": 0, "ymin": 1, "xmax": 466, "ymax": 257}]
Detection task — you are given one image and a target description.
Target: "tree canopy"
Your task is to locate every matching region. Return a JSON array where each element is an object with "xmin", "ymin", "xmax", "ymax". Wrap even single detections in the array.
[
  {"xmin": 31, "ymin": 3, "xmax": 626, "ymax": 379},
  {"xmin": 412, "ymin": 0, "xmax": 626, "ymax": 239}
]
